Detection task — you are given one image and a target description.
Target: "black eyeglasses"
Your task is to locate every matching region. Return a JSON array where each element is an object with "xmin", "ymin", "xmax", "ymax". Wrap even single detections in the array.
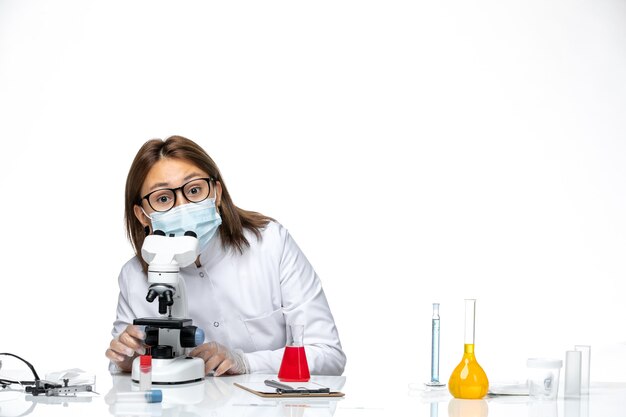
[{"xmin": 140, "ymin": 177, "xmax": 215, "ymax": 212}]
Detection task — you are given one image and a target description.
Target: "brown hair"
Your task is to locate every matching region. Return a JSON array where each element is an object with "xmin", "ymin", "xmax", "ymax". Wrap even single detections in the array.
[{"xmin": 125, "ymin": 136, "xmax": 273, "ymax": 271}]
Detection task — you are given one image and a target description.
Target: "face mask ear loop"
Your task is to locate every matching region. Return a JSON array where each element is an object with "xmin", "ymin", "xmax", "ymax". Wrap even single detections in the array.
[
  {"xmin": 140, "ymin": 208, "xmax": 153, "ymax": 235},
  {"xmin": 141, "ymin": 207, "xmax": 153, "ymax": 221},
  {"xmin": 211, "ymin": 182, "xmax": 220, "ymax": 212}
]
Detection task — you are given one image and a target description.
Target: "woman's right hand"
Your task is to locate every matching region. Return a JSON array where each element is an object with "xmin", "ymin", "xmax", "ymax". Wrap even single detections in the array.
[{"xmin": 105, "ymin": 325, "xmax": 146, "ymax": 372}]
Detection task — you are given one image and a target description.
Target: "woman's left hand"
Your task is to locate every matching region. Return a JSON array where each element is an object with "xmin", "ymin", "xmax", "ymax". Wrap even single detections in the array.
[{"xmin": 189, "ymin": 342, "xmax": 249, "ymax": 376}]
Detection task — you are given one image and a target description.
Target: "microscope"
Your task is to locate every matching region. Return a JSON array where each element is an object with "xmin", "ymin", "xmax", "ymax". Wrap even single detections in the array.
[{"xmin": 130, "ymin": 230, "xmax": 206, "ymax": 385}]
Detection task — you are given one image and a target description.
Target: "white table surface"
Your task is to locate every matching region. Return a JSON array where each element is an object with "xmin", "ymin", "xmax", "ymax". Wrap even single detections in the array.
[{"xmin": 1, "ymin": 372, "xmax": 625, "ymax": 417}]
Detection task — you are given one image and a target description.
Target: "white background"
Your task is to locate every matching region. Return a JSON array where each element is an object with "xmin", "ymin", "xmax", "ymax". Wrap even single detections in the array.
[{"xmin": 1, "ymin": 0, "xmax": 625, "ymax": 390}]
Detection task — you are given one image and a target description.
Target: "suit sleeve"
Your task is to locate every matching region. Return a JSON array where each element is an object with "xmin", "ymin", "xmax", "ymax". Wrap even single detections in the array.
[
  {"xmin": 244, "ymin": 227, "xmax": 347, "ymax": 375},
  {"xmin": 108, "ymin": 264, "xmax": 138, "ymax": 373}
]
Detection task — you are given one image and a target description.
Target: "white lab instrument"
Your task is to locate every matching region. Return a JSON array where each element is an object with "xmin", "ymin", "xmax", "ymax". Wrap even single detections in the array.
[{"xmin": 130, "ymin": 230, "xmax": 206, "ymax": 385}]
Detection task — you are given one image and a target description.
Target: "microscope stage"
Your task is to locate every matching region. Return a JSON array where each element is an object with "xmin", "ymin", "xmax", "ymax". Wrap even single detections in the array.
[{"xmin": 134, "ymin": 317, "xmax": 193, "ymax": 329}]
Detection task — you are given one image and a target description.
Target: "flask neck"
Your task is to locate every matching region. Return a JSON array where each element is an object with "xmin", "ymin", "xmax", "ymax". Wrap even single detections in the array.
[
  {"xmin": 463, "ymin": 299, "xmax": 476, "ymax": 345},
  {"xmin": 288, "ymin": 324, "xmax": 304, "ymax": 347}
]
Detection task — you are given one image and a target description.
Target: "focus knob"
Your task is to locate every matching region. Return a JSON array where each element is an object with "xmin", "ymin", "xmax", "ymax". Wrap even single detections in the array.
[
  {"xmin": 144, "ymin": 326, "xmax": 159, "ymax": 347},
  {"xmin": 180, "ymin": 326, "xmax": 205, "ymax": 348},
  {"xmin": 151, "ymin": 345, "xmax": 174, "ymax": 359}
]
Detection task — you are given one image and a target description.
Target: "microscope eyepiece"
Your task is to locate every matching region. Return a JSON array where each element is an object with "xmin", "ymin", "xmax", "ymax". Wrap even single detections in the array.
[
  {"xmin": 184, "ymin": 231, "xmax": 197, "ymax": 238},
  {"xmin": 153, "ymin": 230, "xmax": 166, "ymax": 236}
]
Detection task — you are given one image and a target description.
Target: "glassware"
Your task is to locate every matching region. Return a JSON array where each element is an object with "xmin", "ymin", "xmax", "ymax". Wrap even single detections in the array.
[
  {"xmin": 114, "ymin": 390, "xmax": 163, "ymax": 403},
  {"xmin": 527, "ymin": 358, "xmax": 562, "ymax": 400},
  {"xmin": 139, "ymin": 355, "xmax": 152, "ymax": 391},
  {"xmin": 278, "ymin": 324, "xmax": 310, "ymax": 382},
  {"xmin": 425, "ymin": 303, "xmax": 445, "ymax": 387},
  {"xmin": 448, "ymin": 299, "xmax": 489, "ymax": 399},
  {"xmin": 574, "ymin": 345, "xmax": 591, "ymax": 395},
  {"xmin": 564, "ymin": 350, "xmax": 582, "ymax": 398}
]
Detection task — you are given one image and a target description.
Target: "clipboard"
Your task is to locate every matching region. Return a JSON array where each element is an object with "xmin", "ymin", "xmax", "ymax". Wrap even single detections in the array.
[{"xmin": 234, "ymin": 381, "xmax": 345, "ymax": 398}]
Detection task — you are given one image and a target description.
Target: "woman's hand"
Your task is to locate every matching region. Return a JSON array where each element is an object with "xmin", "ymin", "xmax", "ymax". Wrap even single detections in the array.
[
  {"xmin": 105, "ymin": 325, "xmax": 146, "ymax": 372},
  {"xmin": 189, "ymin": 342, "xmax": 248, "ymax": 376}
]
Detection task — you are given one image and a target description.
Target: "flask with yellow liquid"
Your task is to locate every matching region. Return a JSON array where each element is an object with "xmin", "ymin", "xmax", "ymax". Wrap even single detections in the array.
[{"xmin": 448, "ymin": 299, "xmax": 489, "ymax": 399}]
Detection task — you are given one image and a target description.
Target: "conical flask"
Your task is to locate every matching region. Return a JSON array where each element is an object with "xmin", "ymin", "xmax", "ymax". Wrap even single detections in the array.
[
  {"xmin": 278, "ymin": 324, "xmax": 310, "ymax": 382},
  {"xmin": 448, "ymin": 299, "xmax": 489, "ymax": 399}
]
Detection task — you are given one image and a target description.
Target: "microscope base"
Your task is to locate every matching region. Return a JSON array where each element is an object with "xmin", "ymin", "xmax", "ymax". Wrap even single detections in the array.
[{"xmin": 131, "ymin": 356, "xmax": 205, "ymax": 385}]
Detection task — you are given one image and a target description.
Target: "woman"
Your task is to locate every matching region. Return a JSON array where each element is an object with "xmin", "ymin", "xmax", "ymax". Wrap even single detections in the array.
[{"xmin": 105, "ymin": 136, "xmax": 346, "ymax": 377}]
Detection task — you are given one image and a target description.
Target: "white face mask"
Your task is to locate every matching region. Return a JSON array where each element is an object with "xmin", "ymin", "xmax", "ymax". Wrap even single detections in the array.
[{"xmin": 143, "ymin": 197, "xmax": 222, "ymax": 253}]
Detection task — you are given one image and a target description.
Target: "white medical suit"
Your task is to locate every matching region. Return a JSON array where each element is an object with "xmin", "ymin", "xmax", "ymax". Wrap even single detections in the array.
[{"xmin": 110, "ymin": 221, "xmax": 346, "ymax": 375}]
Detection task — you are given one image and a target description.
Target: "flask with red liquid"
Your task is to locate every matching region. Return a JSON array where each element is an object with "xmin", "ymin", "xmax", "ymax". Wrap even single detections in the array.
[{"xmin": 278, "ymin": 324, "xmax": 310, "ymax": 382}]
